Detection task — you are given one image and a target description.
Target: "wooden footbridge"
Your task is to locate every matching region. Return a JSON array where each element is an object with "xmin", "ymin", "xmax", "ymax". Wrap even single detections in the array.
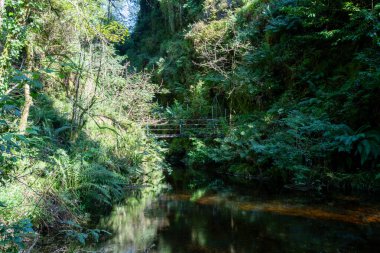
[{"xmin": 144, "ymin": 118, "xmax": 227, "ymax": 139}]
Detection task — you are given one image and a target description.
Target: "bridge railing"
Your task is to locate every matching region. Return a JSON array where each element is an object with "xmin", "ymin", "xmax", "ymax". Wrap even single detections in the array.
[{"xmin": 145, "ymin": 118, "xmax": 228, "ymax": 138}]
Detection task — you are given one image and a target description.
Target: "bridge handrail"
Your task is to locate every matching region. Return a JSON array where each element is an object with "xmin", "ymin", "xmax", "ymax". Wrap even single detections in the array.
[{"xmin": 144, "ymin": 117, "xmax": 227, "ymax": 139}]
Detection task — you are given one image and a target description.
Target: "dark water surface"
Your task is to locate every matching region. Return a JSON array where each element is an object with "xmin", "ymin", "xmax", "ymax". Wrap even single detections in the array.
[{"xmin": 90, "ymin": 191, "xmax": 380, "ymax": 253}]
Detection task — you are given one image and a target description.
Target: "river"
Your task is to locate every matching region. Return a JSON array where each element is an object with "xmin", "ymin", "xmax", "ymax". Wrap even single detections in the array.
[{"xmin": 86, "ymin": 190, "xmax": 380, "ymax": 253}]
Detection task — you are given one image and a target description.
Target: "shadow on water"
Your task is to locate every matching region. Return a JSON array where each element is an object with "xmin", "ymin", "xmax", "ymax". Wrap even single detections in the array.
[{"xmin": 90, "ymin": 191, "xmax": 380, "ymax": 253}]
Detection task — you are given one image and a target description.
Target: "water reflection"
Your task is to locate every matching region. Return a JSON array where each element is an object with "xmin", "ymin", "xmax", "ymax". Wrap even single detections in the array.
[
  {"xmin": 97, "ymin": 195, "xmax": 167, "ymax": 252},
  {"xmin": 95, "ymin": 193, "xmax": 380, "ymax": 253}
]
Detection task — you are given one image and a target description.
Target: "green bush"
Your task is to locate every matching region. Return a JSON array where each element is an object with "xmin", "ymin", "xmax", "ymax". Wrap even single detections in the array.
[{"xmin": 0, "ymin": 219, "xmax": 35, "ymax": 253}]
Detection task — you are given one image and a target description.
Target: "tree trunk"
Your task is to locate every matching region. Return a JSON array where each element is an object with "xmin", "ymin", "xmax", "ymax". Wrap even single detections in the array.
[
  {"xmin": 179, "ymin": 4, "xmax": 182, "ymax": 30},
  {"xmin": 107, "ymin": 0, "xmax": 111, "ymax": 22},
  {"xmin": 19, "ymin": 45, "xmax": 33, "ymax": 134},
  {"xmin": 168, "ymin": 2, "xmax": 175, "ymax": 34},
  {"xmin": 19, "ymin": 83, "xmax": 32, "ymax": 133},
  {"xmin": 0, "ymin": 0, "xmax": 5, "ymax": 83},
  {"xmin": 0, "ymin": 0, "xmax": 4, "ymax": 25}
]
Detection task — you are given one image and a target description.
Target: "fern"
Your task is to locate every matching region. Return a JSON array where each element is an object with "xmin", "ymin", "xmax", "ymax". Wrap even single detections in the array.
[
  {"xmin": 335, "ymin": 129, "xmax": 380, "ymax": 165},
  {"xmin": 76, "ymin": 165, "xmax": 125, "ymax": 206},
  {"xmin": 52, "ymin": 150, "xmax": 126, "ymax": 209}
]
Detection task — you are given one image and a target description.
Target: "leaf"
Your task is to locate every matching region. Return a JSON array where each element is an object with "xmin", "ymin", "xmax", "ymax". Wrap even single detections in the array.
[
  {"xmin": 101, "ymin": 229, "xmax": 112, "ymax": 236},
  {"xmin": 54, "ymin": 125, "xmax": 71, "ymax": 135},
  {"xmin": 41, "ymin": 68, "xmax": 55, "ymax": 74},
  {"xmin": 62, "ymin": 220, "xmax": 82, "ymax": 229},
  {"xmin": 31, "ymin": 80, "xmax": 43, "ymax": 89},
  {"xmin": 12, "ymin": 73, "xmax": 31, "ymax": 83},
  {"xmin": 0, "ymin": 120, "xmax": 7, "ymax": 126},
  {"xmin": 76, "ymin": 233, "xmax": 88, "ymax": 245},
  {"xmin": 87, "ymin": 229, "xmax": 100, "ymax": 242},
  {"xmin": 357, "ymin": 139, "xmax": 371, "ymax": 165},
  {"xmin": 26, "ymin": 126, "xmax": 40, "ymax": 135}
]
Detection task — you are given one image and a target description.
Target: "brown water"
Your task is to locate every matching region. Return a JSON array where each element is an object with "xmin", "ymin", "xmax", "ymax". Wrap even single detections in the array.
[{"xmin": 90, "ymin": 192, "xmax": 380, "ymax": 253}]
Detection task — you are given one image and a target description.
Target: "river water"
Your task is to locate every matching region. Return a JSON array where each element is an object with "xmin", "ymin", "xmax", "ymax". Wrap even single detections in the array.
[{"xmin": 88, "ymin": 191, "xmax": 380, "ymax": 253}]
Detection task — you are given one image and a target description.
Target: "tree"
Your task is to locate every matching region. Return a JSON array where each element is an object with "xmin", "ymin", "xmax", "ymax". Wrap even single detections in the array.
[{"xmin": 0, "ymin": 0, "xmax": 4, "ymax": 27}]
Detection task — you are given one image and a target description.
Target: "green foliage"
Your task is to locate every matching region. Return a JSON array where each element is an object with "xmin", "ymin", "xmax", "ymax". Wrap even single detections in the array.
[
  {"xmin": 0, "ymin": 0, "xmax": 168, "ymax": 250},
  {"xmin": 126, "ymin": 0, "xmax": 380, "ymax": 191},
  {"xmin": 203, "ymin": 110, "xmax": 380, "ymax": 190},
  {"xmin": 190, "ymin": 188, "xmax": 207, "ymax": 201},
  {"xmin": 335, "ymin": 129, "xmax": 380, "ymax": 166},
  {"xmin": 0, "ymin": 0, "xmax": 46, "ymax": 90},
  {"xmin": 52, "ymin": 149, "xmax": 126, "ymax": 208},
  {"xmin": 0, "ymin": 132, "xmax": 24, "ymax": 184},
  {"xmin": 0, "ymin": 219, "xmax": 35, "ymax": 253},
  {"xmin": 187, "ymin": 138, "xmax": 209, "ymax": 167},
  {"xmin": 61, "ymin": 220, "xmax": 110, "ymax": 245},
  {"xmin": 98, "ymin": 21, "xmax": 129, "ymax": 43}
]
